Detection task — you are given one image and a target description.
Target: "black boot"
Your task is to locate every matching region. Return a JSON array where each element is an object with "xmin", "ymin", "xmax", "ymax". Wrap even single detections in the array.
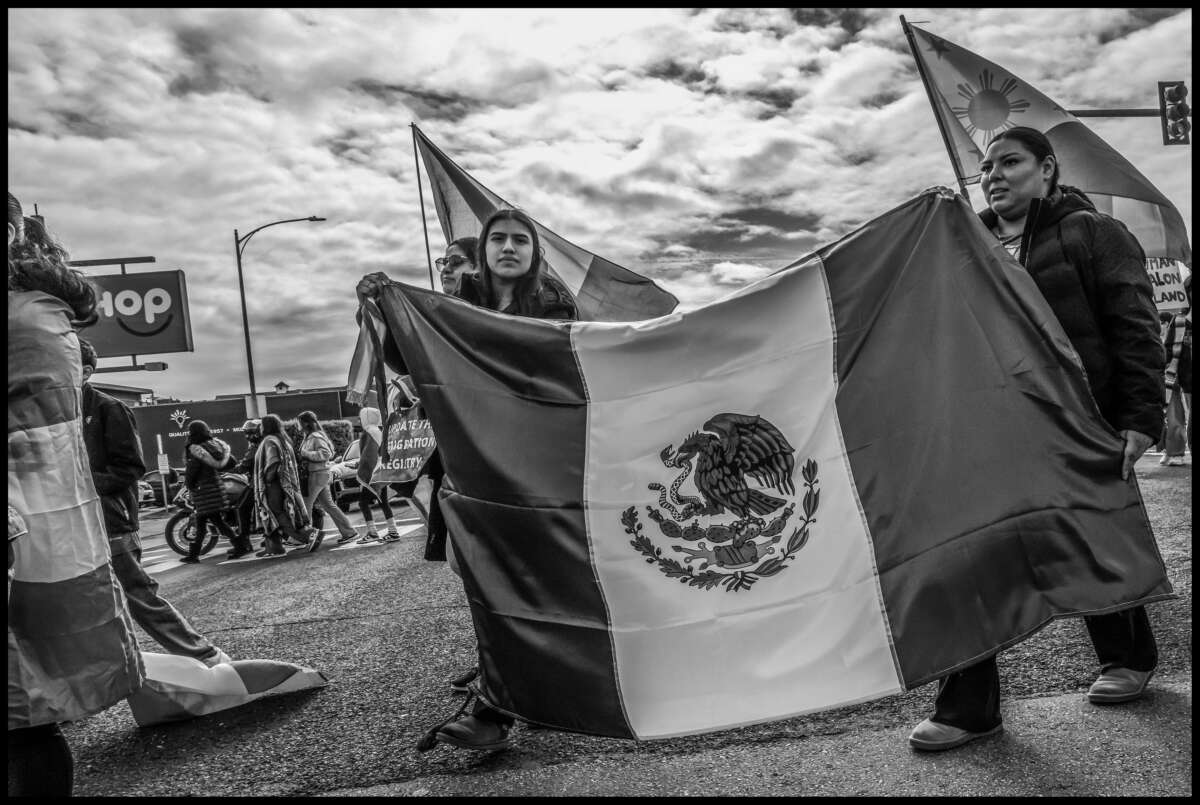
[
  {"xmin": 255, "ymin": 532, "xmax": 287, "ymax": 558},
  {"xmin": 227, "ymin": 537, "xmax": 254, "ymax": 559}
]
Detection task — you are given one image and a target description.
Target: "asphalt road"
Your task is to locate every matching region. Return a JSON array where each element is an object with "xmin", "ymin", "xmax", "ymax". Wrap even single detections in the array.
[{"xmin": 63, "ymin": 456, "xmax": 1192, "ymax": 796}]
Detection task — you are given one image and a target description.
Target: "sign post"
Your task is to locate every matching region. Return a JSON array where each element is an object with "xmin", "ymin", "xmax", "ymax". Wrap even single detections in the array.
[
  {"xmin": 156, "ymin": 434, "xmax": 170, "ymax": 511},
  {"xmin": 77, "ymin": 269, "xmax": 195, "ymax": 359}
]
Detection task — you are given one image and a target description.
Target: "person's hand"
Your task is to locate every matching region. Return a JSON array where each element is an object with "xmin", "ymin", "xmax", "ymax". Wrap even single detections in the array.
[
  {"xmin": 1118, "ymin": 429, "xmax": 1155, "ymax": 480},
  {"xmin": 356, "ymin": 272, "xmax": 392, "ymax": 306}
]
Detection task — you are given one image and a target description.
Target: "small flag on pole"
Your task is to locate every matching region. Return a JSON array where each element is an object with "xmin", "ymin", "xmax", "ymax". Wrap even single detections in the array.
[
  {"xmin": 905, "ymin": 21, "xmax": 1191, "ymax": 266},
  {"xmin": 413, "ymin": 125, "xmax": 679, "ymax": 322},
  {"xmin": 370, "ymin": 189, "xmax": 1173, "ymax": 740}
]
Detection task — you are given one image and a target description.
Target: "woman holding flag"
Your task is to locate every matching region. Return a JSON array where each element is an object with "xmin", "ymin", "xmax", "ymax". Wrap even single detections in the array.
[
  {"xmin": 909, "ymin": 127, "xmax": 1166, "ymax": 751},
  {"xmin": 356, "ymin": 208, "xmax": 578, "ymax": 751}
]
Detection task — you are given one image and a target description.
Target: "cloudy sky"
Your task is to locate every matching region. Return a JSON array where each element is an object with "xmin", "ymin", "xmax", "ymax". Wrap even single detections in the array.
[{"xmin": 8, "ymin": 7, "xmax": 1192, "ymax": 402}]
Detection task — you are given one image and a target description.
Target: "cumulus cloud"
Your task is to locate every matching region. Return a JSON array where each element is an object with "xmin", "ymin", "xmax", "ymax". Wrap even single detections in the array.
[{"xmin": 7, "ymin": 7, "xmax": 1190, "ymax": 401}]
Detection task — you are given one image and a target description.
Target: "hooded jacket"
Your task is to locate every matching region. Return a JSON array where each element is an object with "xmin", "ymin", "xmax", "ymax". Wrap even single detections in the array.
[
  {"xmin": 355, "ymin": 406, "xmax": 384, "ymax": 489},
  {"xmin": 185, "ymin": 438, "xmax": 232, "ymax": 516},
  {"xmin": 233, "ymin": 433, "xmax": 263, "ymax": 475},
  {"xmin": 979, "ymin": 186, "xmax": 1165, "ymax": 441}
]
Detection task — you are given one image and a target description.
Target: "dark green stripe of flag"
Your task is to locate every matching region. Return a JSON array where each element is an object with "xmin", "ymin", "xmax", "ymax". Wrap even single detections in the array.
[
  {"xmin": 380, "ymin": 284, "xmax": 633, "ymax": 737},
  {"xmin": 821, "ymin": 192, "xmax": 1173, "ymax": 687}
]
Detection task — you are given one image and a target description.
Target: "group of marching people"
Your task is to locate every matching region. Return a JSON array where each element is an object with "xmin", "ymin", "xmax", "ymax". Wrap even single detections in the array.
[{"xmin": 180, "ymin": 405, "xmax": 419, "ymax": 564}]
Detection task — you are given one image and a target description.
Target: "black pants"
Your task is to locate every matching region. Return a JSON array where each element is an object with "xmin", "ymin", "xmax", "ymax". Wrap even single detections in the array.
[
  {"xmin": 188, "ymin": 511, "xmax": 242, "ymax": 559},
  {"xmin": 423, "ymin": 452, "xmax": 448, "ymax": 561},
  {"xmin": 8, "ymin": 723, "xmax": 73, "ymax": 797},
  {"xmin": 358, "ymin": 485, "xmax": 394, "ymax": 524},
  {"xmin": 933, "ymin": 606, "xmax": 1157, "ymax": 731},
  {"xmin": 235, "ymin": 492, "xmax": 256, "ymax": 541},
  {"xmin": 472, "ymin": 699, "xmax": 515, "ymax": 728},
  {"xmin": 265, "ymin": 482, "xmax": 308, "ymax": 542}
]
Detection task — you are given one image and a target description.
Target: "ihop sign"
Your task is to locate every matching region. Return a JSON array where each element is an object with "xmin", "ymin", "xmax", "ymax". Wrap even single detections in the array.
[{"xmin": 84, "ymin": 270, "xmax": 195, "ymax": 358}]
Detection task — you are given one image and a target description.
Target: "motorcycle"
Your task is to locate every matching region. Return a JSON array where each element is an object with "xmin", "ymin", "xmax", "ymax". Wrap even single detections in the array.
[{"xmin": 164, "ymin": 473, "xmax": 253, "ymax": 557}]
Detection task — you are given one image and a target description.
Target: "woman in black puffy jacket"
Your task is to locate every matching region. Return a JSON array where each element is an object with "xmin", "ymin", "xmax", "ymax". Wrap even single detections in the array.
[
  {"xmin": 910, "ymin": 126, "xmax": 1166, "ymax": 753},
  {"xmin": 181, "ymin": 420, "xmax": 245, "ymax": 562}
]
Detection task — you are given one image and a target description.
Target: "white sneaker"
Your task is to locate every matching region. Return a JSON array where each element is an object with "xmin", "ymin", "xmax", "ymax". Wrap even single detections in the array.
[{"xmin": 201, "ymin": 648, "xmax": 233, "ymax": 667}]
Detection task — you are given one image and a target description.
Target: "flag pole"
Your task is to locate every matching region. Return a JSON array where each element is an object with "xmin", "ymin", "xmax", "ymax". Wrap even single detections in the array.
[
  {"xmin": 411, "ymin": 124, "xmax": 437, "ymax": 290},
  {"xmin": 900, "ymin": 15, "xmax": 972, "ymax": 204}
]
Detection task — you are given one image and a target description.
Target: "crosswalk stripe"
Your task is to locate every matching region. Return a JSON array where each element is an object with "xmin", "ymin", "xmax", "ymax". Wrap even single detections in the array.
[
  {"xmin": 329, "ymin": 523, "xmax": 424, "ymax": 551},
  {"xmin": 137, "ymin": 507, "xmax": 428, "ymax": 572}
]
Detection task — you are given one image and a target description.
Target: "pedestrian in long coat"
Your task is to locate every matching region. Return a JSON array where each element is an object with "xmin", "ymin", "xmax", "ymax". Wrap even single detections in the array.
[{"xmin": 253, "ymin": 413, "xmax": 311, "ymax": 556}]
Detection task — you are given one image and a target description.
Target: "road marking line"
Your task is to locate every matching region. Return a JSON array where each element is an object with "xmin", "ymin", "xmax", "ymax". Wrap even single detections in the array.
[{"xmin": 329, "ymin": 523, "xmax": 424, "ymax": 551}]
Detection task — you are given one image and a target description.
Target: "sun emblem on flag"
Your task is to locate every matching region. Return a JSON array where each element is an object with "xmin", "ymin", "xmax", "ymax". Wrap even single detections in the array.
[
  {"xmin": 620, "ymin": 413, "xmax": 819, "ymax": 593},
  {"xmin": 952, "ymin": 68, "xmax": 1031, "ymax": 145},
  {"xmin": 169, "ymin": 408, "xmax": 189, "ymax": 427}
]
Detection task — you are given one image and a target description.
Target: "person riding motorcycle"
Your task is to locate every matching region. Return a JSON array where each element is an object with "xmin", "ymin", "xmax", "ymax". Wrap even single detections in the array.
[{"xmin": 232, "ymin": 419, "xmax": 263, "ymax": 549}]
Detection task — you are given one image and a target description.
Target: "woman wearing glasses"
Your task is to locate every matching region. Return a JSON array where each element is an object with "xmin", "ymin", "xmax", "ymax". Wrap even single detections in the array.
[{"xmin": 436, "ymin": 236, "xmax": 478, "ymax": 296}]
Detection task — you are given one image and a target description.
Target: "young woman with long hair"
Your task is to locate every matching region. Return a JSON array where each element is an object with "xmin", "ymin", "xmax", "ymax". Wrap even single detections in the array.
[
  {"xmin": 909, "ymin": 127, "xmax": 1166, "ymax": 752},
  {"xmin": 296, "ymin": 410, "xmax": 357, "ymax": 551},
  {"xmin": 253, "ymin": 414, "xmax": 311, "ymax": 557}
]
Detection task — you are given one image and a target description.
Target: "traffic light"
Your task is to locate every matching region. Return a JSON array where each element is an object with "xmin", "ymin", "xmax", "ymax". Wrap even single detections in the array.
[{"xmin": 1159, "ymin": 81, "xmax": 1190, "ymax": 146}]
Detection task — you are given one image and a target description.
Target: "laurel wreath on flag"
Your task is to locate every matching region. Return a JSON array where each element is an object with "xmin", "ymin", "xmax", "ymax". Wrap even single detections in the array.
[{"xmin": 622, "ymin": 460, "xmax": 819, "ymax": 593}]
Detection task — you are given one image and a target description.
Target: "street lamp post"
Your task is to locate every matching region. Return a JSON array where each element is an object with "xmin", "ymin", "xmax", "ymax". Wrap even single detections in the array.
[{"xmin": 234, "ymin": 215, "xmax": 325, "ymax": 416}]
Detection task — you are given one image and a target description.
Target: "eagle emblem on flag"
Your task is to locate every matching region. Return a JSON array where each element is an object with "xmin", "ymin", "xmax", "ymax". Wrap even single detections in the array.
[{"xmin": 621, "ymin": 413, "xmax": 819, "ymax": 592}]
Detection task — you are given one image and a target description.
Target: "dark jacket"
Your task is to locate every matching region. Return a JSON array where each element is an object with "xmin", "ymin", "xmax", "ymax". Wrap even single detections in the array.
[
  {"xmin": 979, "ymin": 187, "xmax": 1165, "ymax": 440},
  {"xmin": 184, "ymin": 438, "xmax": 232, "ymax": 516},
  {"xmin": 81, "ymin": 383, "xmax": 147, "ymax": 536},
  {"xmin": 370, "ymin": 272, "xmax": 579, "ymax": 376},
  {"xmin": 233, "ymin": 436, "xmax": 262, "ymax": 475},
  {"xmin": 456, "ymin": 272, "xmax": 579, "ymax": 320}
]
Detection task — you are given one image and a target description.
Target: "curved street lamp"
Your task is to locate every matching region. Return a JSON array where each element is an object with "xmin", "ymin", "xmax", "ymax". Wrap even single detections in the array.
[{"xmin": 234, "ymin": 216, "xmax": 325, "ymax": 416}]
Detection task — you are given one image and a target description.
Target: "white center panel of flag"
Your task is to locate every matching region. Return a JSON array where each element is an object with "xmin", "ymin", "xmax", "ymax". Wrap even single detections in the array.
[{"xmin": 571, "ymin": 256, "xmax": 904, "ymax": 740}]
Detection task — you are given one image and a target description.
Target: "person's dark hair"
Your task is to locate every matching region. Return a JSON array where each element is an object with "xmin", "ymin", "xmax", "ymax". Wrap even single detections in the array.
[
  {"xmin": 449, "ymin": 235, "xmax": 478, "ymax": 263},
  {"xmin": 476, "ymin": 208, "xmax": 546, "ymax": 315},
  {"xmin": 79, "ymin": 338, "xmax": 98, "ymax": 371},
  {"xmin": 186, "ymin": 420, "xmax": 212, "ymax": 444},
  {"xmin": 261, "ymin": 413, "xmax": 285, "ymax": 438},
  {"xmin": 985, "ymin": 126, "xmax": 1060, "ymax": 195},
  {"xmin": 297, "ymin": 410, "xmax": 323, "ymax": 433},
  {"xmin": 8, "ymin": 207, "xmax": 99, "ymax": 327}
]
